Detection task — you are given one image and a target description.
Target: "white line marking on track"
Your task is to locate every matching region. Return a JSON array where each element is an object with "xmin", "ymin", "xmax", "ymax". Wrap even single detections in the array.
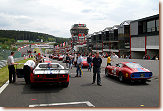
[
  {"xmin": 29, "ymin": 101, "xmax": 95, "ymax": 107},
  {"xmin": 0, "ymin": 80, "xmax": 9, "ymax": 94}
]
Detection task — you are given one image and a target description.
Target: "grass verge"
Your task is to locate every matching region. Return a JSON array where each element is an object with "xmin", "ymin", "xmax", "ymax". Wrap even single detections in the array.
[
  {"xmin": 33, "ymin": 48, "xmax": 41, "ymax": 54},
  {"xmin": 0, "ymin": 58, "xmax": 33, "ymax": 87}
]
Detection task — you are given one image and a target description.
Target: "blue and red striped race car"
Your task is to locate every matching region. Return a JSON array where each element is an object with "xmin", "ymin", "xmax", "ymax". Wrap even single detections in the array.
[{"xmin": 105, "ymin": 62, "xmax": 152, "ymax": 83}]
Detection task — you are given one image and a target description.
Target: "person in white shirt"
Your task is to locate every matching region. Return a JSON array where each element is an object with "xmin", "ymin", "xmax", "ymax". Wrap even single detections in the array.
[
  {"xmin": 7, "ymin": 51, "xmax": 18, "ymax": 83},
  {"xmin": 112, "ymin": 53, "xmax": 119, "ymax": 59},
  {"xmin": 23, "ymin": 60, "xmax": 35, "ymax": 84}
]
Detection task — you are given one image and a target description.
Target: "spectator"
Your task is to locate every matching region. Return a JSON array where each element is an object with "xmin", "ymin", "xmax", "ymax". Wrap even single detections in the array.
[
  {"xmin": 92, "ymin": 51, "xmax": 102, "ymax": 86},
  {"xmin": 66, "ymin": 54, "xmax": 70, "ymax": 68},
  {"xmin": 74, "ymin": 53, "xmax": 77, "ymax": 67},
  {"xmin": 69, "ymin": 56, "xmax": 73, "ymax": 69},
  {"xmin": 107, "ymin": 54, "xmax": 112, "ymax": 66},
  {"xmin": 87, "ymin": 53, "xmax": 92, "ymax": 72},
  {"xmin": 75, "ymin": 53, "xmax": 82, "ymax": 77},
  {"xmin": 151, "ymin": 54, "xmax": 158, "ymax": 60},
  {"xmin": 112, "ymin": 53, "xmax": 119, "ymax": 59},
  {"xmin": 7, "ymin": 51, "xmax": 18, "ymax": 83},
  {"xmin": 36, "ymin": 53, "xmax": 43, "ymax": 65}
]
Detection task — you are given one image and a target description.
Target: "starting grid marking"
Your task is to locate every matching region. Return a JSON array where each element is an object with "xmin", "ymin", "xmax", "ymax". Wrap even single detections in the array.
[{"xmin": 29, "ymin": 101, "xmax": 95, "ymax": 107}]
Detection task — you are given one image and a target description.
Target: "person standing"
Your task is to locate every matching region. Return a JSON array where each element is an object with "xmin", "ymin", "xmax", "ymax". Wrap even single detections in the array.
[
  {"xmin": 36, "ymin": 53, "xmax": 43, "ymax": 65},
  {"xmin": 75, "ymin": 53, "xmax": 82, "ymax": 77},
  {"xmin": 7, "ymin": 51, "xmax": 18, "ymax": 83},
  {"xmin": 92, "ymin": 51, "xmax": 102, "ymax": 86},
  {"xmin": 107, "ymin": 54, "xmax": 112, "ymax": 66},
  {"xmin": 23, "ymin": 60, "xmax": 35, "ymax": 84},
  {"xmin": 69, "ymin": 56, "xmax": 73, "ymax": 69},
  {"xmin": 66, "ymin": 54, "xmax": 70, "ymax": 68},
  {"xmin": 87, "ymin": 53, "xmax": 92, "ymax": 72},
  {"xmin": 74, "ymin": 53, "xmax": 77, "ymax": 67},
  {"xmin": 112, "ymin": 53, "xmax": 119, "ymax": 59}
]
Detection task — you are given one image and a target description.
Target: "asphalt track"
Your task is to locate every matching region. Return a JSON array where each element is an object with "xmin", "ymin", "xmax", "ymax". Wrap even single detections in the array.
[{"xmin": 0, "ymin": 59, "xmax": 159, "ymax": 108}]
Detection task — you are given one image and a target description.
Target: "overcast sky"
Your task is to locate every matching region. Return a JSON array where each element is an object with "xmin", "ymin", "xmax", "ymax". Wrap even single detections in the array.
[{"xmin": 0, "ymin": 0, "xmax": 159, "ymax": 38}]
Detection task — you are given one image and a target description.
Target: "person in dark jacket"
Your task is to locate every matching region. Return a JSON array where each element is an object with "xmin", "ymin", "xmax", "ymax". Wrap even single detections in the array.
[
  {"xmin": 66, "ymin": 54, "xmax": 70, "ymax": 68},
  {"xmin": 92, "ymin": 51, "xmax": 102, "ymax": 86},
  {"xmin": 87, "ymin": 53, "xmax": 92, "ymax": 72}
]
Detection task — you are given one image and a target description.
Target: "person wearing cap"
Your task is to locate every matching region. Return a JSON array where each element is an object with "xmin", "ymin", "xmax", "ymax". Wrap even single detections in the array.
[
  {"xmin": 7, "ymin": 51, "xmax": 18, "ymax": 83},
  {"xmin": 23, "ymin": 59, "xmax": 35, "ymax": 84},
  {"xmin": 92, "ymin": 51, "xmax": 102, "ymax": 86},
  {"xmin": 36, "ymin": 53, "xmax": 43, "ymax": 65}
]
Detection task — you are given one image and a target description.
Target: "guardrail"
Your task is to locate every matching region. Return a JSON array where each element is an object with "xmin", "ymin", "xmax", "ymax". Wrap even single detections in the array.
[{"xmin": 0, "ymin": 57, "xmax": 24, "ymax": 69}]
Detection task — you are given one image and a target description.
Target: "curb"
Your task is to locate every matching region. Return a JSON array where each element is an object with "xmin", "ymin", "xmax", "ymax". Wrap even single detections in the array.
[{"xmin": 0, "ymin": 80, "xmax": 9, "ymax": 94}]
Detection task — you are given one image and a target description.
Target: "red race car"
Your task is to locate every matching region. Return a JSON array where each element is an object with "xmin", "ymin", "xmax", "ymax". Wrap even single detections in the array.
[
  {"xmin": 53, "ymin": 55, "xmax": 59, "ymax": 60},
  {"xmin": 105, "ymin": 62, "xmax": 152, "ymax": 83},
  {"xmin": 43, "ymin": 57, "xmax": 52, "ymax": 63},
  {"xmin": 82, "ymin": 57, "xmax": 93, "ymax": 68},
  {"xmin": 58, "ymin": 55, "xmax": 64, "ymax": 61}
]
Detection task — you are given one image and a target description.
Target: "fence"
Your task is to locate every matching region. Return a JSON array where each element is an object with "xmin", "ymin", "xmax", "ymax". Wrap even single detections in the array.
[
  {"xmin": 0, "ymin": 49, "xmax": 21, "ymax": 60},
  {"xmin": 0, "ymin": 57, "xmax": 24, "ymax": 69}
]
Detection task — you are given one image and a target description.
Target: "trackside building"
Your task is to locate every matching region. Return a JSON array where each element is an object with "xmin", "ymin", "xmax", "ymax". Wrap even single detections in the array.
[{"xmin": 130, "ymin": 14, "xmax": 159, "ymax": 59}]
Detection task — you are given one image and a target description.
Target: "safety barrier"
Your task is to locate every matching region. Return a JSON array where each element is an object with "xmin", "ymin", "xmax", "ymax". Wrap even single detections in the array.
[{"xmin": 0, "ymin": 57, "xmax": 24, "ymax": 69}]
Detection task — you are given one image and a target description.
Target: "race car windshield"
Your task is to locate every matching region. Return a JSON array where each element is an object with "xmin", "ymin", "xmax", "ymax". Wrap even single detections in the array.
[
  {"xmin": 38, "ymin": 64, "xmax": 62, "ymax": 69},
  {"xmin": 126, "ymin": 63, "xmax": 143, "ymax": 68}
]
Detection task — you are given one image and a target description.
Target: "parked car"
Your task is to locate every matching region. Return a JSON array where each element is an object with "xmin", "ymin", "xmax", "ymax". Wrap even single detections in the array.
[
  {"xmin": 58, "ymin": 55, "xmax": 64, "ymax": 61},
  {"xmin": 105, "ymin": 62, "xmax": 152, "ymax": 83},
  {"xmin": 82, "ymin": 57, "xmax": 93, "ymax": 68},
  {"xmin": 53, "ymin": 55, "xmax": 59, "ymax": 60},
  {"xmin": 30, "ymin": 63, "xmax": 69, "ymax": 87}
]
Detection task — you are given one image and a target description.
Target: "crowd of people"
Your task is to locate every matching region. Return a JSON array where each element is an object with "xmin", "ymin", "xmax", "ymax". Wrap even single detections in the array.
[
  {"xmin": 62, "ymin": 51, "xmax": 121, "ymax": 86},
  {"xmin": 7, "ymin": 50, "xmax": 159, "ymax": 86}
]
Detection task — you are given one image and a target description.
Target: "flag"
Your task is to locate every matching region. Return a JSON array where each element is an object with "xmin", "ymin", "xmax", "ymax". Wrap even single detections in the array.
[{"xmin": 63, "ymin": 42, "xmax": 65, "ymax": 47}]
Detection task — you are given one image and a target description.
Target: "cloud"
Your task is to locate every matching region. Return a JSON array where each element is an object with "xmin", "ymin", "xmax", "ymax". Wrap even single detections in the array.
[
  {"xmin": 0, "ymin": 0, "xmax": 159, "ymax": 38},
  {"xmin": 81, "ymin": 9, "xmax": 93, "ymax": 13}
]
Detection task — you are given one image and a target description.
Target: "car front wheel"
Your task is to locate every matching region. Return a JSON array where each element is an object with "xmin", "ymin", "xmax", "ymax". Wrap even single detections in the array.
[{"xmin": 140, "ymin": 79, "xmax": 147, "ymax": 84}]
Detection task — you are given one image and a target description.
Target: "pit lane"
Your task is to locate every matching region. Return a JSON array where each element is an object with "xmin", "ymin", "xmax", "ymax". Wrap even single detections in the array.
[{"xmin": 0, "ymin": 58, "xmax": 159, "ymax": 107}]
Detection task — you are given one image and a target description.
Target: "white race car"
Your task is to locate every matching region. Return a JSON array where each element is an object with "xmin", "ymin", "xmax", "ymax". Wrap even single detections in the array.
[{"xmin": 30, "ymin": 63, "xmax": 69, "ymax": 87}]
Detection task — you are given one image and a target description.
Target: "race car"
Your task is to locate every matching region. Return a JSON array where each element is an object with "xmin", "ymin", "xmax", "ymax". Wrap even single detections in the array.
[
  {"xmin": 105, "ymin": 62, "xmax": 152, "ymax": 83},
  {"xmin": 43, "ymin": 57, "xmax": 52, "ymax": 63},
  {"xmin": 82, "ymin": 57, "xmax": 93, "ymax": 68},
  {"xmin": 58, "ymin": 55, "xmax": 64, "ymax": 61},
  {"xmin": 53, "ymin": 55, "xmax": 59, "ymax": 60},
  {"xmin": 30, "ymin": 63, "xmax": 69, "ymax": 87}
]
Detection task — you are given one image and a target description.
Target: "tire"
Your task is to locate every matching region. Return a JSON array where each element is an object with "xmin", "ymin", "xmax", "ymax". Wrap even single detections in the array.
[
  {"xmin": 119, "ymin": 72, "xmax": 124, "ymax": 82},
  {"xmin": 105, "ymin": 69, "xmax": 109, "ymax": 77},
  {"xmin": 141, "ymin": 79, "xmax": 147, "ymax": 84},
  {"xmin": 62, "ymin": 82, "xmax": 69, "ymax": 88},
  {"xmin": 30, "ymin": 83, "xmax": 36, "ymax": 88}
]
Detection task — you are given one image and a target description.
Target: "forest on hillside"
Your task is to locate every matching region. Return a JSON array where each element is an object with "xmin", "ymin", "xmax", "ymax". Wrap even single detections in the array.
[{"xmin": 0, "ymin": 30, "xmax": 70, "ymax": 50}]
